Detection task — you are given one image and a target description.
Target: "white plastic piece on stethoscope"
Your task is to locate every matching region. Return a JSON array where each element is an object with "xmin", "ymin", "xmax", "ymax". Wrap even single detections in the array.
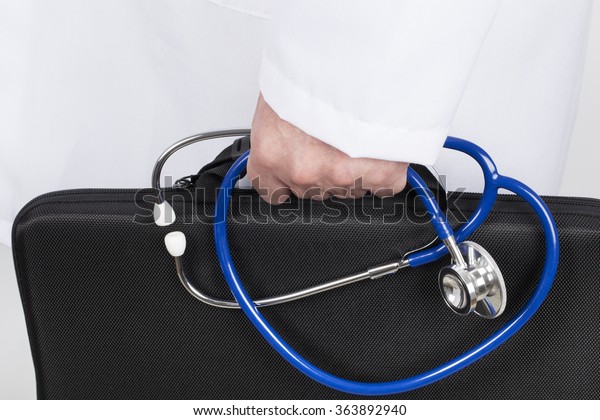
[
  {"xmin": 153, "ymin": 201, "xmax": 176, "ymax": 226},
  {"xmin": 164, "ymin": 231, "xmax": 186, "ymax": 257}
]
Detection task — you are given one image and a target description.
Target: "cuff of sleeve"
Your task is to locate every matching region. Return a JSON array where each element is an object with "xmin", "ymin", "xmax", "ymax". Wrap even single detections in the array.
[{"xmin": 259, "ymin": 54, "xmax": 448, "ymax": 166}]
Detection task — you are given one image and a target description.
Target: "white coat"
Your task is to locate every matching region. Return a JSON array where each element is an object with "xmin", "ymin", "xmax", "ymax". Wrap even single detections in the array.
[{"xmin": 0, "ymin": 0, "xmax": 593, "ymax": 246}]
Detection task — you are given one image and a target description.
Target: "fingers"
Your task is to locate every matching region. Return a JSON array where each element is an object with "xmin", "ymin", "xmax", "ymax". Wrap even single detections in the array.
[
  {"xmin": 249, "ymin": 148, "xmax": 408, "ymax": 203},
  {"xmin": 250, "ymin": 160, "xmax": 407, "ymax": 202},
  {"xmin": 351, "ymin": 159, "xmax": 409, "ymax": 198},
  {"xmin": 250, "ymin": 93, "xmax": 410, "ymax": 204},
  {"xmin": 247, "ymin": 159, "xmax": 291, "ymax": 204}
]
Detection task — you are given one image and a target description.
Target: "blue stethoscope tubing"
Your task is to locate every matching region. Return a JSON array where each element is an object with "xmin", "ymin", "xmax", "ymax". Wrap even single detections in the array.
[{"xmin": 213, "ymin": 136, "xmax": 559, "ymax": 395}]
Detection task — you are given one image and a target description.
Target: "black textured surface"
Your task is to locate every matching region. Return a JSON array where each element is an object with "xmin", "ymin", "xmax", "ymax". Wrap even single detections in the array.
[{"xmin": 12, "ymin": 180, "xmax": 600, "ymax": 399}]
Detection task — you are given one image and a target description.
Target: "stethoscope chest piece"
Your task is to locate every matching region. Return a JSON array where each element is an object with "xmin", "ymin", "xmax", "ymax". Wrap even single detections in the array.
[{"xmin": 439, "ymin": 241, "xmax": 506, "ymax": 319}]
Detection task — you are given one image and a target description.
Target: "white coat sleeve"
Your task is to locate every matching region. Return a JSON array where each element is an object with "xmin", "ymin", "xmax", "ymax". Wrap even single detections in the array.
[{"xmin": 259, "ymin": 0, "xmax": 500, "ymax": 165}]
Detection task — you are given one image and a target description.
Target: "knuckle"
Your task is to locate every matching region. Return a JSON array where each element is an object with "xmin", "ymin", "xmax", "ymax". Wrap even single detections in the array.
[
  {"xmin": 327, "ymin": 187, "xmax": 350, "ymax": 199},
  {"xmin": 365, "ymin": 171, "xmax": 388, "ymax": 188},
  {"xmin": 373, "ymin": 187, "xmax": 394, "ymax": 198},
  {"xmin": 395, "ymin": 176, "xmax": 408, "ymax": 192},
  {"xmin": 329, "ymin": 165, "xmax": 353, "ymax": 187},
  {"xmin": 349, "ymin": 189, "xmax": 367, "ymax": 199},
  {"xmin": 289, "ymin": 165, "xmax": 318, "ymax": 187},
  {"xmin": 370, "ymin": 172, "xmax": 388, "ymax": 186},
  {"xmin": 270, "ymin": 189, "xmax": 290, "ymax": 205},
  {"xmin": 295, "ymin": 186, "xmax": 320, "ymax": 199},
  {"xmin": 289, "ymin": 186, "xmax": 305, "ymax": 198}
]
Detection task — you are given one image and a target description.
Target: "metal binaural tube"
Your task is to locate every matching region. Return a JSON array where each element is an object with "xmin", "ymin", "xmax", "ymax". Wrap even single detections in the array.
[
  {"xmin": 173, "ymin": 255, "xmax": 408, "ymax": 309},
  {"xmin": 152, "ymin": 129, "xmax": 251, "ymax": 203}
]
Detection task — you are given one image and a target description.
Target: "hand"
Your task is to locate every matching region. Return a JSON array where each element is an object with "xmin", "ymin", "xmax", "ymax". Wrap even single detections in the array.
[{"xmin": 248, "ymin": 94, "xmax": 409, "ymax": 204}]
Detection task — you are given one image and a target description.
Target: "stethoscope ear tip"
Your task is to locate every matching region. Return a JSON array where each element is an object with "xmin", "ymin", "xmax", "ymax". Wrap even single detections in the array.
[
  {"xmin": 165, "ymin": 231, "xmax": 186, "ymax": 257},
  {"xmin": 154, "ymin": 201, "xmax": 176, "ymax": 226}
]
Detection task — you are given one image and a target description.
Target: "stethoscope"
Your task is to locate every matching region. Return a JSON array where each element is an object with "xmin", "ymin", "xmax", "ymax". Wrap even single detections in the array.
[{"xmin": 152, "ymin": 129, "xmax": 559, "ymax": 395}]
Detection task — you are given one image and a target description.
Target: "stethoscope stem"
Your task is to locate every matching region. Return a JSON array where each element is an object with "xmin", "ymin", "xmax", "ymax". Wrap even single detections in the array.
[{"xmin": 443, "ymin": 236, "xmax": 468, "ymax": 268}]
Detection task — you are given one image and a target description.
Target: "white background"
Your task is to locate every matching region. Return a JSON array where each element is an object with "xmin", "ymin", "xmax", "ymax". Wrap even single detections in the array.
[{"xmin": 1, "ymin": 3, "xmax": 599, "ymax": 400}]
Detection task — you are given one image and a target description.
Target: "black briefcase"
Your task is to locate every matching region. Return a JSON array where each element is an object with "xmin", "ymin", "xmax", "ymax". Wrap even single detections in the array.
[{"xmin": 12, "ymin": 135, "xmax": 600, "ymax": 399}]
